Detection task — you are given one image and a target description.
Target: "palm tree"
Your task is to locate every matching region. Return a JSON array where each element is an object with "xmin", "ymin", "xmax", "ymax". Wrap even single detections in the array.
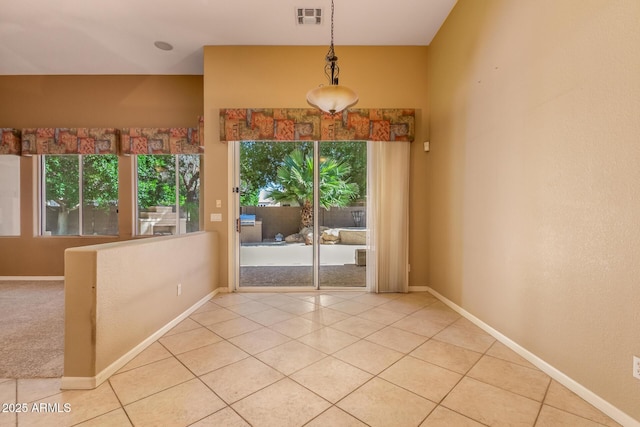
[{"xmin": 265, "ymin": 148, "xmax": 359, "ymax": 229}]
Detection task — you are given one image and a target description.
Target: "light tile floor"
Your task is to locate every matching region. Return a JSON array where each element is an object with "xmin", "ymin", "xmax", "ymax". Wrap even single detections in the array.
[{"xmin": 0, "ymin": 291, "xmax": 623, "ymax": 427}]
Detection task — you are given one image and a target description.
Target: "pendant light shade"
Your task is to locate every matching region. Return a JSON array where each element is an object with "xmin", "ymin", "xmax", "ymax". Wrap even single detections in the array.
[
  {"xmin": 306, "ymin": 0, "xmax": 358, "ymax": 115},
  {"xmin": 306, "ymin": 84, "xmax": 358, "ymax": 115}
]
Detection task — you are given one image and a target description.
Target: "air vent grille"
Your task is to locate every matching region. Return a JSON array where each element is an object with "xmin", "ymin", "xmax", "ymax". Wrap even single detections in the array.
[{"xmin": 296, "ymin": 8, "xmax": 322, "ymax": 25}]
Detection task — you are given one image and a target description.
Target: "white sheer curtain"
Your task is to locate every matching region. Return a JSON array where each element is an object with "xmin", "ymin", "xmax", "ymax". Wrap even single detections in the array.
[{"xmin": 366, "ymin": 140, "xmax": 410, "ymax": 293}]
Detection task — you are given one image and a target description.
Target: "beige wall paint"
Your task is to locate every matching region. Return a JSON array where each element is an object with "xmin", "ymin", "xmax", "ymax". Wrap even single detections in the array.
[
  {"xmin": 0, "ymin": 75, "xmax": 203, "ymax": 276},
  {"xmin": 0, "ymin": 75, "xmax": 203, "ymax": 128},
  {"xmin": 428, "ymin": 0, "xmax": 640, "ymax": 421},
  {"xmin": 64, "ymin": 231, "xmax": 218, "ymax": 381},
  {"xmin": 203, "ymin": 45, "xmax": 430, "ymax": 287}
]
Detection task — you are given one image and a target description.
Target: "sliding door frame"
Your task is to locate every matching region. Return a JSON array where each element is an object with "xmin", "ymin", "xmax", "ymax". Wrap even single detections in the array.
[
  {"xmin": 230, "ymin": 140, "xmax": 318, "ymax": 291},
  {"xmin": 230, "ymin": 140, "xmax": 369, "ymax": 292}
]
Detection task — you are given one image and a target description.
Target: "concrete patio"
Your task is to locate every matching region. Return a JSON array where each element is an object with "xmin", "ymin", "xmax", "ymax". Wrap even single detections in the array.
[{"xmin": 239, "ymin": 243, "xmax": 367, "ymax": 287}]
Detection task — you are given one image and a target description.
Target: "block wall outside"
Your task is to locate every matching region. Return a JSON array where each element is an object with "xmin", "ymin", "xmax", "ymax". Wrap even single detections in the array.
[{"xmin": 240, "ymin": 206, "xmax": 367, "ymax": 241}]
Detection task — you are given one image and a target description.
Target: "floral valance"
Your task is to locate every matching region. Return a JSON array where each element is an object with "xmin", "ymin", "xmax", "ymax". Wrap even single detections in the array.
[
  {"xmin": 21, "ymin": 128, "xmax": 119, "ymax": 155},
  {"xmin": 8, "ymin": 117, "xmax": 203, "ymax": 156},
  {"xmin": 1, "ymin": 128, "xmax": 21, "ymax": 155},
  {"xmin": 219, "ymin": 108, "xmax": 415, "ymax": 142},
  {"xmin": 120, "ymin": 117, "xmax": 204, "ymax": 155}
]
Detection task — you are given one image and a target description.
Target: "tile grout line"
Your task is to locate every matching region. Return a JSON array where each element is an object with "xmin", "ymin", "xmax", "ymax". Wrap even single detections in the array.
[
  {"xmin": 7, "ymin": 289, "xmax": 620, "ymax": 426},
  {"xmin": 200, "ymin": 297, "xmax": 372, "ymax": 425},
  {"xmin": 118, "ymin": 338, "xmax": 236, "ymax": 425},
  {"xmin": 273, "ymin": 295, "xmax": 440, "ymax": 425},
  {"xmin": 285, "ymin": 296, "xmax": 527, "ymax": 426},
  {"xmin": 532, "ymin": 378, "xmax": 553, "ymax": 426},
  {"xmin": 247, "ymin": 293, "xmax": 614, "ymax": 426},
  {"xmin": 65, "ymin": 291, "xmax": 615, "ymax": 427}
]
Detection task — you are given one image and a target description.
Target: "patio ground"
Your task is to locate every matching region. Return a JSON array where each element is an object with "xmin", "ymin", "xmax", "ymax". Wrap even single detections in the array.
[
  {"xmin": 239, "ymin": 243, "xmax": 366, "ymax": 287},
  {"xmin": 240, "ymin": 242, "xmax": 366, "ymax": 267}
]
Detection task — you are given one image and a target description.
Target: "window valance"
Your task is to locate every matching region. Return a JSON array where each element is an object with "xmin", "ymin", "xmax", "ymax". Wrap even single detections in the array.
[
  {"xmin": 21, "ymin": 128, "xmax": 119, "ymax": 155},
  {"xmin": 0, "ymin": 129, "xmax": 21, "ymax": 155},
  {"xmin": 5, "ymin": 117, "xmax": 203, "ymax": 156},
  {"xmin": 120, "ymin": 123, "xmax": 203, "ymax": 155},
  {"xmin": 219, "ymin": 108, "xmax": 415, "ymax": 142}
]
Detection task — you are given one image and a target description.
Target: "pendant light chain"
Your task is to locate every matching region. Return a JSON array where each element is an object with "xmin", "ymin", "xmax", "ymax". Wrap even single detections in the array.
[
  {"xmin": 330, "ymin": 0, "xmax": 334, "ymax": 49},
  {"xmin": 325, "ymin": 0, "xmax": 338, "ymax": 85},
  {"xmin": 306, "ymin": 0, "xmax": 359, "ymax": 114}
]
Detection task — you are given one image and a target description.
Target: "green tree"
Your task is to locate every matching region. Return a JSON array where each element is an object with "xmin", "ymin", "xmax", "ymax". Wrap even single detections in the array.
[
  {"xmin": 239, "ymin": 141, "xmax": 366, "ymax": 207},
  {"xmin": 45, "ymin": 155, "xmax": 118, "ymax": 235},
  {"xmin": 265, "ymin": 148, "xmax": 358, "ymax": 229},
  {"xmin": 320, "ymin": 141, "xmax": 367, "ymax": 203},
  {"xmin": 83, "ymin": 155, "xmax": 119, "ymax": 208},
  {"xmin": 239, "ymin": 141, "xmax": 310, "ymax": 206},
  {"xmin": 137, "ymin": 154, "xmax": 201, "ymax": 232},
  {"xmin": 178, "ymin": 155, "xmax": 200, "ymax": 232},
  {"xmin": 137, "ymin": 155, "xmax": 177, "ymax": 209},
  {"xmin": 45, "ymin": 156, "xmax": 79, "ymax": 235}
]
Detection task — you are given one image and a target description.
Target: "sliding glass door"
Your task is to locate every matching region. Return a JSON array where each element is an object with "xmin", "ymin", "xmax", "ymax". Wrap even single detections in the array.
[
  {"xmin": 234, "ymin": 140, "xmax": 367, "ymax": 289},
  {"xmin": 318, "ymin": 141, "xmax": 367, "ymax": 288}
]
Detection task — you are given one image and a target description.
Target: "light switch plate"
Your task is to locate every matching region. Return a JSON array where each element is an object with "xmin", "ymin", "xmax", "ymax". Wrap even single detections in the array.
[{"xmin": 210, "ymin": 213, "xmax": 222, "ymax": 222}]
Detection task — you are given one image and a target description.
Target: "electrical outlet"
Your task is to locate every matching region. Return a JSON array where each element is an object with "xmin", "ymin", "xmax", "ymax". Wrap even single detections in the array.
[
  {"xmin": 177, "ymin": 283, "xmax": 182, "ymax": 296},
  {"xmin": 634, "ymin": 356, "xmax": 640, "ymax": 380}
]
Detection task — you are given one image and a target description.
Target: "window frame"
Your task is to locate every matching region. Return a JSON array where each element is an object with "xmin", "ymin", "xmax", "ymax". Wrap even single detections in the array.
[
  {"xmin": 0, "ymin": 155, "xmax": 21, "ymax": 236},
  {"xmin": 39, "ymin": 154, "xmax": 119, "ymax": 237},
  {"xmin": 134, "ymin": 153, "xmax": 201, "ymax": 236}
]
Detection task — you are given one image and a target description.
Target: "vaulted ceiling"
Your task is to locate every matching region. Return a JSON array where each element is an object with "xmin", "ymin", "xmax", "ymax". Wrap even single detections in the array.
[{"xmin": 0, "ymin": 0, "xmax": 457, "ymax": 75}]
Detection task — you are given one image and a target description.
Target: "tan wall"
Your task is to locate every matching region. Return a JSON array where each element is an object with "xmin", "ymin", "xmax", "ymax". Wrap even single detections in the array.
[
  {"xmin": 428, "ymin": 0, "xmax": 640, "ymax": 421},
  {"xmin": 203, "ymin": 46, "xmax": 430, "ymax": 287},
  {"xmin": 0, "ymin": 75, "xmax": 203, "ymax": 276},
  {"xmin": 0, "ymin": 75, "xmax": 203, "ymax": 128},
  {"xmin": 64, "ymin": 231, "xmax": 218, "ymax": 380}
]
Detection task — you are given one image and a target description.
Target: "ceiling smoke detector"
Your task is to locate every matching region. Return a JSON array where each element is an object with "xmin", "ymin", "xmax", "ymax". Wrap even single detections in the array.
[{"xmin": 296, "ymin": 8, "xmax": 322, "ymax": 25}]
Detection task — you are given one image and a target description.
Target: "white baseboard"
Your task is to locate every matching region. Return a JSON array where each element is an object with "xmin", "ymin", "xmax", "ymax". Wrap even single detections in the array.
[
  {"xmin": 59, "ymin": 376, "xmax": 96, "ymax": 390},
  {"xmin": 0, "ymin": 276, "xmax": 64, "ymax": 281},
  {"xmin": 409, "ymin": 285, "xmax": 430, "ymax": 292},
  {"xmin": 426, "ymin": 286, "xmax": 639, "ymax": 427},
  {"xmin": 61, "ymin": 288, "xmax": 221, "ymax": 390}
]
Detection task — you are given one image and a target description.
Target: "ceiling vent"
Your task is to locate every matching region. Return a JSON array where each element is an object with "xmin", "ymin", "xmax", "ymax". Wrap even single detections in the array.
[{"xmin": 296, "ymin": 8, "xmax": 323, "ymax": 25}]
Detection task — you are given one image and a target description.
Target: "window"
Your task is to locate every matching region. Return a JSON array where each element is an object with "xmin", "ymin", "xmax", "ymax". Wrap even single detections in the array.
[
  {"xmin": 136, "ymin": 154, "xmax": 201, "ymax": 236},
  {"xmin": 41, "ymin": 155, "xmax": 119, "ymax": 236},
  {"xmin": 0, "ymin": 156, "xmax": 20, "ymax": 236}
]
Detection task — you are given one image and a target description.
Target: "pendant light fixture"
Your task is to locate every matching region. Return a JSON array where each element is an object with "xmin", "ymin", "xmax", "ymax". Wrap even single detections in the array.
[{"xmin": 306, "ymin": 0, "xmax": 358, "ymax": 115}]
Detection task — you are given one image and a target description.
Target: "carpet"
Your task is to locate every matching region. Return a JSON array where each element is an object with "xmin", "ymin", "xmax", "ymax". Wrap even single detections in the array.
[{"xmin": 0, "ymin": 281, "xmax": 64, "ymax": 378}]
